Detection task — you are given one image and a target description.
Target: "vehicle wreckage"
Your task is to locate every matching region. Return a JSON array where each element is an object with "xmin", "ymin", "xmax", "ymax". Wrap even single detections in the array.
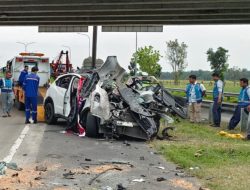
[{"xmin": 44, "ymin": 56, "xmax": 187, "ymax": 140}]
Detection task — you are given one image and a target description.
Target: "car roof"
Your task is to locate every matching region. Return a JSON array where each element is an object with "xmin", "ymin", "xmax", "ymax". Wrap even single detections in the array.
[{"xmin": 56, "ymin": 73, "xmax": 81, "ymax": 79}]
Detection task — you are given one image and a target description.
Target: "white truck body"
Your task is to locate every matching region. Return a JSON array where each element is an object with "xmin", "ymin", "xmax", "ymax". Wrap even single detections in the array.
[{"xmin": 8, "ymin": 53, "xmax": 50, "ymax": 87}]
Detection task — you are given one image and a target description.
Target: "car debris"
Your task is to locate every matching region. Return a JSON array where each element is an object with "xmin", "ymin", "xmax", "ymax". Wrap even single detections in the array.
[
  {"xmin": 132, "ymin": 178, "xmax": 146, "ymax": 183},
  {"xmin": 154, "ymin": 166, "xmax": 165, "ymax": 170},
  {"xmin": 44, "ymin": 56, "xmax": 187, "ymax": 140},
  {"xmin": 156, "ymin": 177, "xmax": 167, "ymax": 182},
  {"xmin": 117, "ymin": 183, "xmax": 127, "ymax": 190},
  {"xmin": 63, "ymin": 170, "xmax": 76, "ymax": 179},
  {"xmin": 35, "ymin": 165, "xmax": 47, "ymax": 172},
  {"xmin": 101, "ymin": 186, "xmax": 113, "ymax": 190},
  {"xmin": 0, "ymin": 162, "xmax": 22, "ymax": 175},
  {"xmin": 88, "ymin": 166, "xmax": 122, "ymax": 185}
]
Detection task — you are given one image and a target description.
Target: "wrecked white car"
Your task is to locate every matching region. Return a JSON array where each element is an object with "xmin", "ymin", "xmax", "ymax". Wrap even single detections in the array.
[{"xmin": 44, "ymin": 56, "xmax": 187, "ymax": 140}]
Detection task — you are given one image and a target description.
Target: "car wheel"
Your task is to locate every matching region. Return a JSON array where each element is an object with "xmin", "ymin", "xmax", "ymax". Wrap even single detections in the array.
[
  {"xmin": 85, "ymin": 112, "xmax": 99, "ymax": 138},
  {"xmin": 16, "ymin": 99, "xmax": 25, "ymax": 111},
  {"xmin": 45, "ymin": 102, "xmax": 57, "ymax": 125}
]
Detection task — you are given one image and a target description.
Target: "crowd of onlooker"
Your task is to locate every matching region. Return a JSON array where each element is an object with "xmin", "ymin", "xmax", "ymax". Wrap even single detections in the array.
[{"xmin": 185, "ymin": 73, "xmax": 250, "ymax": 140}]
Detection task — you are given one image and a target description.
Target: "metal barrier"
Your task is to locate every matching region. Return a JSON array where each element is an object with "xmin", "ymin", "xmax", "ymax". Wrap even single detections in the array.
[
  {"xmin": 208, "ymin": 103, "xmax": 250, "ymax": 132},
  {"xmin": 166, "ymin": 88, "xmax": 239, "ymax": 101},
  {"xmin": 240, "ymin": 108, "xmax": 250, "ymax": 132}
]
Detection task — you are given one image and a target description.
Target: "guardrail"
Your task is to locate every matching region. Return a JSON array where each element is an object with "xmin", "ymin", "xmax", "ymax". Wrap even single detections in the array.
[
  {"xmin": 166, "ymin": 88, "xmax": 238, "ymax": 111},
  {"xmin": 166, "ymin": 87, "xmax": 239, "ymax": 100}
]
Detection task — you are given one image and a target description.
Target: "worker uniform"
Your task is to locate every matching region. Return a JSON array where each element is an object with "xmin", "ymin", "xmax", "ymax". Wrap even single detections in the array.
[
  {"xmin": 186, "ymin": 82, "xmax": 206, "ymax": 123},
  {"xmin": 0, "ymin": 78, "xmax": 14, "ymax": 116},
  {"xmin": 18, "ymin": 69, "xmax": 28, "ymax": 86},
  {"xmin": 228, "ymin": 86, "xmax": 250, "ymax": 130},
  {"xmin": 212, "ymin": 80, "xmax": 224, "ymax": 127},
  {"xmin": 23, "ymin": 73, "xmax": 40, "ymax": 122}
]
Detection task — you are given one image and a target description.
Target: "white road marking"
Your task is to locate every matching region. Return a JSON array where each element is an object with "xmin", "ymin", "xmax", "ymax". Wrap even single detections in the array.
[{"xmin": 3, "ymin": 125, "xmax": 30, "ymax": 163}]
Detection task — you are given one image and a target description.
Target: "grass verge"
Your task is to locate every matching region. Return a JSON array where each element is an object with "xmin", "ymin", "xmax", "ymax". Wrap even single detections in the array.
[{"xmin": 152, "ymin": 120, "xmax": 250, "ymax": 190}]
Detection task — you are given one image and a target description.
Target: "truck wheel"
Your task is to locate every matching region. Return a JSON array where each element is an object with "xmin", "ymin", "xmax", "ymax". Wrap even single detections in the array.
[
  {"xmin": 86, "ymin": 112, "xmax": 99, "ymax": 138},
  {"xmin": 45, "ymin": 102, "xmax": 57, "ymax": 125},
  {"xmin": 16, "ymin": 99, "xmax": 25, "ymax": 111}
]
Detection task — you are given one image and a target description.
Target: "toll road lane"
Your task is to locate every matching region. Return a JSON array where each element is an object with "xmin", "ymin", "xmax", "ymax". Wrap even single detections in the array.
[
  {"xmin": 0, "ymin": 106, "xmax": 200, "ymax": 190},
  {"xmin": 0, "ymin": 103, "xmax": 26, "ymax": 161}
]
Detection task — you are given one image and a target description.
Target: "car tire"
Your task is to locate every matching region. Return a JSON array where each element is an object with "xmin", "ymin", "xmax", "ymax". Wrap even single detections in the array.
[
  {"xmin": 16, "ymin": 99, "xmax": 25, "ymax": 111},
  {"xmin": 45, "ymin": 102, "xmax": 57, "ymax": 125},
  {"xmin": 85, "ymin": 112, "xmax": 99, "ymax": 138}
]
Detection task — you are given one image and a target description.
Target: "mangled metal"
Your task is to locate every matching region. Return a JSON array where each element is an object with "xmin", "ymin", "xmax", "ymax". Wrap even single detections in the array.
[
  {"xmin": 66, "ymin": 56, "xmax": 187, "ymax": 140},
  {"xmin": 90, "ymin": 81, "xmax": 111, "ymax": 121}
]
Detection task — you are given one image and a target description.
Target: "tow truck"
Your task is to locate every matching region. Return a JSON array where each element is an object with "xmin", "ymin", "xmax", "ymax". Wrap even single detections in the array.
[
  {"xmin": 7, "ymin": 52, "xmax": 50, "ymax": 122},
  {"xmin": 50, "ymin": 50, "xmax": 72, "ymax": 79}
]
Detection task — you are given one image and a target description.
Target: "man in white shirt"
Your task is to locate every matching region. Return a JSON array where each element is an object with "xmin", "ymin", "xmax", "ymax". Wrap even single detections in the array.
[{"xmin": 186, "ymin": 75, "xmax": 206, "ymax": 123}]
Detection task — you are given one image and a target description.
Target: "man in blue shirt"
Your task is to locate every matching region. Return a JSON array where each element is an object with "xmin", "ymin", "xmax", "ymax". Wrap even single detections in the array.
[
  {"xmin": 186, "ymin": 75, "xmax": 206, "ymax": 123},
  {"xmin": 228, "ymin": 78, "xmax": 250, "ymax": 130},
  {"xmin": 211, "ymin": 73, "xmax": 224, "ymax": 127},
  {"xmin": 0, "ymin": 71, "xmax": 14, "ymax": 117},
  {"xmin": 18, "ymin": 65, "xmax": 29, "ymax": 86},
  {"xmin": 23, "ymin": 66, "xmax": 40, "ymax": 124}
]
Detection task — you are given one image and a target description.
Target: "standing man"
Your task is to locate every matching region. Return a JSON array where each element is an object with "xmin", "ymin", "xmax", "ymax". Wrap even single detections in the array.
[
  {"xmin": 211, "ymin": 73, "xmax": 224, "ymax": 127},
  {"xmin": 18, "ymin": 65, "xmax": 29, "ymax": 86},
  {"xmin": 23, "ymin": 66, "xmax": 40, "ymax": 124},
  {"xmin": 186, "ymin": 75, "xmax": 206, "ymax": 123},
  {"xmin": 0, "ymin": 71, "xmax": 14, "ymax": 117},
  {"xmin": 228, "ymin": 78, "xmax": 250, "ymax": 130}
]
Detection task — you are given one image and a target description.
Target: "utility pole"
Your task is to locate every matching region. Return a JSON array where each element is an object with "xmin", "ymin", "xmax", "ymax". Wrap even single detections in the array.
[
  {"xmin": 77, "ymin": 33, "xmax": 91, "ymax": 57},
  {"xmin": 16, "ymin": 42, "xmax": 36, "ymax": 52}
]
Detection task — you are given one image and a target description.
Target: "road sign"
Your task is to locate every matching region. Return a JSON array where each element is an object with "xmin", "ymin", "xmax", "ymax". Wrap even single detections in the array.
[
  {"xmin": 39, "ymin": 25, "xmax": 88, "ymax": 33},
  {"xmin": 102, "ymin": 25, "xmax": 163, "ymax": 32}
]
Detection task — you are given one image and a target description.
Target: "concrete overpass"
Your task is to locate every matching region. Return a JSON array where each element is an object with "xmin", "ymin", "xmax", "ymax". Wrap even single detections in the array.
[{"xmin": 0, "ymin": 0, "xmax": 250, "ymax": 26}]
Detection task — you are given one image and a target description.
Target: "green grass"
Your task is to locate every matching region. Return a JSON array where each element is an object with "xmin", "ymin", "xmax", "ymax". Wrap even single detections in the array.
[{"xmin": 152, "ymin": 121, "xmax": 250, "ymax": 190}]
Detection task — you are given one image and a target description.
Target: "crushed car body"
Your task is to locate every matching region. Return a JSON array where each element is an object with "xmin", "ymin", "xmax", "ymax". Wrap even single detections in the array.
[{"xmin": 44, "ymin": 56, "xmax": 187, "ymax": 140}]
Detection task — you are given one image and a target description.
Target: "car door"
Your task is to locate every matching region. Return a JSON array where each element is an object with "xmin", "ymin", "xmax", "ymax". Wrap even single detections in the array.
[
  {"xmin": 53, "ymin": 75, "xmax": 73, "ymax": 115},
  {"xmin": 63, "ymin": 76, "xmax": 79, "ymax": 117}
]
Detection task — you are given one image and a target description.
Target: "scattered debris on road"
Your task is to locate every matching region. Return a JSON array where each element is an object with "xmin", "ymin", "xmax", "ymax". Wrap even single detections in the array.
[
  {"xmin": 156, "ymin": 177, "xmax": 167, "ymax": 182},
  {"xmin": 88, "ymin": 166, "xmax": 123, "ymax": 185},
  {"xmin": 154, "ymin": 166, "xmax": 165, "ymax": 170},
  {"xmin": 132, "ymin": 178, "xmax": 146, "ymax": 183}
]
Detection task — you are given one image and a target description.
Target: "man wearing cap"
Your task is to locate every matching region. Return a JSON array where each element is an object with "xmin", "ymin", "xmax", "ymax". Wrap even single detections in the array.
[
  {"xmin": 0, "ymin": 71, "xmax": 14, "ymax": 117},
  {"xmin": 211, "ymin": 73, "xmax": 224, "ymax": 127},
  {"xmin": 23, "ymin": 66, "xmax": 40, "ymax": 124}
]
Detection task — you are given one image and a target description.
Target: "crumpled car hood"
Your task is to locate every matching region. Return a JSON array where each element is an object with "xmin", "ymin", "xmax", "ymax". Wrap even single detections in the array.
[{"xmin": 96, "ymin": 56, "xmax": 126, "ymax": 83}]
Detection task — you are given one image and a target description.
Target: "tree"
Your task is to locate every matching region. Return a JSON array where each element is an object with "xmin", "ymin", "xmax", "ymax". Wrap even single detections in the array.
[
  {"xmin": 228, "ymin": 66, "xmax": 241, "ymax": 85},
  {"xmin": 207, "ymin": 47, "xmax": 229, "ymax": 81},
  {"xmin": 131, "ymin": 46, "xmax": 162, "ymax": 77},
  {"xmin": 165, "ymin": 39, "xmax": 188, "ymax": 84}
]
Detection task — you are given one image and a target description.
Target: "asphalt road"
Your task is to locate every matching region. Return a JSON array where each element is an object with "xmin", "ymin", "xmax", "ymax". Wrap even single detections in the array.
[{"xmin": 0, "ymin": 104, "xmax": 201, "ymax": 190}]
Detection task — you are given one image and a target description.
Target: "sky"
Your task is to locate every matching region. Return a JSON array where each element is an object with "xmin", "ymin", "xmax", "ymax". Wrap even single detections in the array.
[{"xmin": 0, "ymin": 25, "xmax": 250, "ymax": 72}]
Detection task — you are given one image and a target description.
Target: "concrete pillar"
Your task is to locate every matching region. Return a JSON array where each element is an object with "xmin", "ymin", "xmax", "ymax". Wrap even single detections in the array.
[
  {"xmin": 240, "ymin": 108, "xmax": 249, "ymax": 132},
  {"xmin": 247, "ymin": 114, "xmax": 250, "ymax": 136},
  {"xmin": 92, "ymin": 26, "xmax": 98, "ymax": 69}
]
